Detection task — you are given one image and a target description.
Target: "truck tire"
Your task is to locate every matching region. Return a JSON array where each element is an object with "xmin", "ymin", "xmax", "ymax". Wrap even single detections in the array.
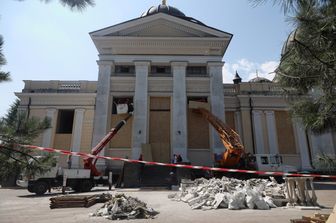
[
  {"xmin": 27, "ymin": 184, "xmax": 34, "ymax": 193},
  {"xmin": 34, "ymin": 181, "xmax": 48, "ymax": 195},
  {"xmin": 80, "ymin": 180, "xmax": 93, "ymax": 192}
]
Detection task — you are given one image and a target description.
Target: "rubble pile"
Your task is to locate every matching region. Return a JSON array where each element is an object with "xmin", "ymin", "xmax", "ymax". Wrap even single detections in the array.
[
  {"xmin": 91, "ymin": 193, "xmax": 159, "ymax": 220},
  {"xmin": 168, "ymin": 177, "xmax": 286, "ymax": 210}
]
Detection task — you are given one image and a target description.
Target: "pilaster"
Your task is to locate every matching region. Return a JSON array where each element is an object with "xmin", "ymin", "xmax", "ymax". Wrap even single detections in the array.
[
  {"xmin": 265, "ymin": 111, "xmax": 279, "ymax": 154},
  {"xmin": 70, "ymin": 109, "xmax": 85, "ymax": 168},
  {"xmin": 252, "ymin": 110, "xmax": 265, "ymax": 154},
  {"xmin": 293, "ymin": 120, "xmax": 313, "ymax": 170},
  {"xmin": 42, "ymin": 108, "xmax": 57, "ymax": 148},
  {"xmin": 171, "ymin": 61, "xmax": 188, "ymax": 160},
  {"xmin": 208, "ymin": 62, "xmax": 225, "ymax": 156},
  {"xmin": 92, "ymin": 60, "xmax": 114, "ymax": 167},
  {"xmin": 131, "ymin": 61, "xmax": 150, "ymax": 159}
]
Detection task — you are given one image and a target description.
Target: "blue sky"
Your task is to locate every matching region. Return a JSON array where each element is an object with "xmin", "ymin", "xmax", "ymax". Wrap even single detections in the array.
[{"xmin": 0, "ymin": 0, "xmax": 293, "ymax": 117}]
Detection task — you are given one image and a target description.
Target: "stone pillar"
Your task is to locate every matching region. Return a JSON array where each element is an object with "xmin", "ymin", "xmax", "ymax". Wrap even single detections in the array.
[
  {"xmin": 310, "ymin": 131, "xmax": 336, "ymax": 156},
  {"xmin": 171, "ymin": 61, "xmax": 188, "ymax": 161},
  {"xmin": 293, "ymin": 120, "xmax": 313, "ymax": 170},
  {"xmin": 70, "ymin": 109, "xmax": 85, "ymax": 168},
  {"xmin": 42, "ymin": 108, "xmax": 57, "ymax": 148},
  {"xmin": 208, "ymin": 62, "xmax": 225, "ymax": 156},
  {"xmin": 252, "ymin": 110, "xmax": 265, "ymax": 154},
  {"xmin": 131, "ymin": 61, "xmax": 150, "ymax": 159},
  {"xmin": 91, "ymin": 60, "xmax": 114, "ymax": 167},
  {"xmin": 265, "ymin": 111, "xmax": 279, "ymax": 154},
  {"xmin": 234, "ymin": 111, "xmax": 243, "ymax": 142}
]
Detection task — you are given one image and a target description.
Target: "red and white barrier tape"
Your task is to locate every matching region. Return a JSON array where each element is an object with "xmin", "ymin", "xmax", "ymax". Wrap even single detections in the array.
[{"xmin": 20, "ymin": 145, "xmax": 336, "ymax": 179}]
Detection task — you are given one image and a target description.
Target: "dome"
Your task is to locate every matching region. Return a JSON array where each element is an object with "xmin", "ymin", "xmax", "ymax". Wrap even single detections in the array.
[
  {"xmin": 248, "ymin": 76, "xmax": 272, "ymax": 83},
  {"xmin": 141, "ymin": 1, "xmax": 205, "ymax": 25},
  {"xmin": 141, "ymin": 4, "xmax": 186, "ymax": 18}
]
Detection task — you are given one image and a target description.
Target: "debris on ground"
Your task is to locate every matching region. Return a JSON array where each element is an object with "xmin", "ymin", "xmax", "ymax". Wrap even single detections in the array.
[
  {"xmin": 168, "ymin": 177, "xmax": 287, "ymax": 210},
  {"xmin": 50, "ymin": 193, "xmax": 112, "ymax": 209},
  {"xmin": 91, "ymin": 193, "xmax": 159, "ymax": 220},
  {"xmin": 290, "ymin": 213, "xmax": 331, "ymax": 223}
]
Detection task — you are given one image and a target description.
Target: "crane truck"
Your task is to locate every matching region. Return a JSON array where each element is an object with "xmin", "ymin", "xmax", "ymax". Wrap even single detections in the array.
[{"xmin": 17, "ymin": 107, "xmax": 133, "ymax": 195}]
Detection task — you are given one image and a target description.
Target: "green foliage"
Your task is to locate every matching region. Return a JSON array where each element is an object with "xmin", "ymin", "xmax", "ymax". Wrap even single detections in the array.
[
  {"xmin": 313, "ymin": 153, "xmax": 336, "ymax": 173},
  {"xmin": 253, "ymin": 0, "xmax": 336, "ymax": 133},
  {"xmin": 0, "ymin": 100, "xmax": 54, "ymax": 180},
  {"xmin": 17, "ymin": 0, "xmax": 95, "ymax": 11},
  {"xmin": 0, "ymin": 35, "xmax": 10, "ymax": 83}
]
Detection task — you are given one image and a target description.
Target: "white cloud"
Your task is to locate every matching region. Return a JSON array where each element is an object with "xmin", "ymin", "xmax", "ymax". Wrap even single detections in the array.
[{"xmin": 222, "ymin": 59, "xmax": 279, "ymax": 83}]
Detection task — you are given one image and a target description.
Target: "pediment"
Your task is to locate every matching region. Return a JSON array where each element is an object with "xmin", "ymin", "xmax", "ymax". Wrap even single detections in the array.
[
  {"xmin": 106, "ymin": 19, "xmax": 216, "ymax": 37},
  {"xmin": 90, "ymin": 13, "xmax": 232, "ymax": 38}
]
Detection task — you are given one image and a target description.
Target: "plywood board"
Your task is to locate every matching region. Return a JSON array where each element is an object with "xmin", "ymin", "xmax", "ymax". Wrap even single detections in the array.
[
  {"xmin": 141, "ymin": 143, "xmax": 153, "ymax": 162},
  {"xmin": 149, "ymin": 97, "xmax": 171, "ymax": 162},
  {"xmin": 188, "ymin": 101, "xmax": 210, "ymax": 110},
  {"xmin": 110, "ymin": 114, "xmax": 133, "ymax": 148},
  {"xmin": 275, "ymin": 111, "xmax": 296, "ymax": 154},
  {"xmin": 187, "ymin": 109, "xmax": 210, "ymax": 149}
]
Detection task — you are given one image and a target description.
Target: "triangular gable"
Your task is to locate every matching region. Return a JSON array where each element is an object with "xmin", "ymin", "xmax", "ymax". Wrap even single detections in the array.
[{"xmin": 90, "ymin": 13, "xmax": 232, "ymax": 39}]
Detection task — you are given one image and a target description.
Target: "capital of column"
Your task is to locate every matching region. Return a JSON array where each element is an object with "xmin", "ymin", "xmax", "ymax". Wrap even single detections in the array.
[
  {"xmin": 207, "ymin": 61, "xmax": 225, "ymax": 67},
  {"xmin": 171, "ymin": 61, "xmax": 188, "ymax": 67},
  {"xmin": 264, "ymin": 111, "xmax": 275, "ymax": 116},
  {"xmin": 75, "ymin": 108, "xmax": 85, "ymax": 113},
  {"xmin": 134, "ymin": 61, "xmax": 151, "ymax": 67},
  {"xmin": 252, "ymin": 110, "xmax": 263, "ymax": 116},
  {"xmin": 46, "ymin": 108, "xmax": 57, "ymax": 112},
  {"xmin": 96, "ymin": 60, "xmax": 114, "ymax": 66}
]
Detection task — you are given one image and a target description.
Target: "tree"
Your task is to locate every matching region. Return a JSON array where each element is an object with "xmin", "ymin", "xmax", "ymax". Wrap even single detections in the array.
[
  {"xmin": 0, "ymin": 100, "xmax": 55, "ymax": 185},
  {"xmin": 21, "ymin": 0, "xmax": 95, "ymax": 11},
  {"xmin": 0, "ymin": 35, "xmax": 10, "ymax": 83},
  {"xmin": 252, "ymin": 0, "xmax": 336, "ymax": 132}
]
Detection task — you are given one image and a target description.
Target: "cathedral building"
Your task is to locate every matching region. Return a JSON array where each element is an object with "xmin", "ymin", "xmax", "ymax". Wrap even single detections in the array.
[{"xmin": 16, "ymin": 1, "xmax": 336, "ymax": 171}]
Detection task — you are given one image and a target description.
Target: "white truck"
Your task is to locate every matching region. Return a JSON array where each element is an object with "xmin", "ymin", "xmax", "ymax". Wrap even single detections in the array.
[{"xmin": 16, "ymin": 157, "xmax": 111, "ymax": 195}]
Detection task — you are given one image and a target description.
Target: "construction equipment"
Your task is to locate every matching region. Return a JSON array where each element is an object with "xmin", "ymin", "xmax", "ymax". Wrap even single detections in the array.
[
  {"xmin": 18, "ymin": 104, "xmax": 133, "ymax": 195},
  {"xmin": 192, "ymin": 108, "xmax": 245, "ymax": 168},
  {"xmin": 83, "ymin": 112, "xmax": 133, "ymax": 176}
]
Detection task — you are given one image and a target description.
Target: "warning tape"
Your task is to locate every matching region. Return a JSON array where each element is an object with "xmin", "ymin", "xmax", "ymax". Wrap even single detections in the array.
[{"xmin": 20, "ymin": 145, "xmax": 336, "ymax": 179}]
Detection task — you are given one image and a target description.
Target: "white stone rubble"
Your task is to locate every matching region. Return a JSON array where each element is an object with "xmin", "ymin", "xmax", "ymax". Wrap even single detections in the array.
[{"xmin": 168, "ymin": 177, "xmax": 286, "ymax": 210}]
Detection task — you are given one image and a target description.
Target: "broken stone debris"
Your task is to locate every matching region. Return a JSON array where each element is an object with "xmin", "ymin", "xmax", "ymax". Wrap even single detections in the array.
[
  {"xmin": 91, "ymin": 193, "xmax": 159, "ymax": 220},
  {"xmin": 168, "ymin": 177, "xmax": 286, "ymax": 210}
]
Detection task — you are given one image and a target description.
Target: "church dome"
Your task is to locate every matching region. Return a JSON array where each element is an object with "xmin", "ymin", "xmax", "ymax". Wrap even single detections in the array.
[
  {"xmin": 141, "ymin": 0, "xmax": 205, "ymax": 25},
  {"xmin": 248, "ymin": 76, "xmax": 272, "ymax": 83},
  {"xmin": 141, "ymin": 3, "xmax": 186, "ymax": 18}
]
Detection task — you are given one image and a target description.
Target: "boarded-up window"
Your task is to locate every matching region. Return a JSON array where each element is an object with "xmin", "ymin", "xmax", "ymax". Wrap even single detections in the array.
[
  {"xmin": 225, "ymin": 111, "xmax": 236, "ymax": 131},
  {"xmin": 110, "ymin": 114, "xmax": 133, "ymax": 148},
  {"xmin": 187, "ymin": 97, "xmax": 209, "ymax": 149},
  {"xmin": 275, "ymin": 111, "xmax": 296, "ymax": 154},
  {"xmin": 149, "ymin": 97, "xmax": 171, "ymax": 163}
]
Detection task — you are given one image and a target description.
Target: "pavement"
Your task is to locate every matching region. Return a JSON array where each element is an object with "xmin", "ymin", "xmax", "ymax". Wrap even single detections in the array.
[{"xmin": 0, "ymin": 182, "xmax": 335, "ymax": 223}]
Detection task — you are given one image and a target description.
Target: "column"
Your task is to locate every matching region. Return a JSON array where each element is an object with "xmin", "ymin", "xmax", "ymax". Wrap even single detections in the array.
[
  {"xmin": 293, "ymin": 120, "xmax": 313, "ymax": 170},
  {"xmin": 42, "ymin": 108, "xmax": 57, "ymax": 148},
  {"xmin": 252, "ymin": 110, "xmax": 265, "ymax": 154},
  {"xmin": 131, "ymin": 61, "xmax": 150, "ymax": 159},
  {"xmin": 91, "ymin": 60, "xmax": 114, "ymax": 166},
  {"xmin": 70, "ymin": 109, "xmax": 85, "ymax": 168},
  {"xmin": 208, "ymin": 62, "xmax": 225, "ymax": 156},
  {"xmin": 310, "ymin": 131, "xmax": 336, "ymax": 156},
  {"xmin": 171, "ymin": 62, "xmax": 188, "ymax": 161},
  {"xmin": 265, "ymin": 111, "xmax": 279, "ymax": 154},
  {"xmin": 234, "ymin": 111, "xmax": 243, "ymax": 142}
]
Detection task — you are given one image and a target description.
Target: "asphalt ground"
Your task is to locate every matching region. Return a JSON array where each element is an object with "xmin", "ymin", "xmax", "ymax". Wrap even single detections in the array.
[{"xmin": 0, "ymin": 181, "xmax": 335, "ymax": 223}]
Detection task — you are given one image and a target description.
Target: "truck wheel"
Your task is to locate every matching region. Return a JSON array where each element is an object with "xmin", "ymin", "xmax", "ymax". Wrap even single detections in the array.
[
  {"xmin": 80, "ymin": 180, "xmax": 93, "ymax": 192},
  {"xmin": 28, "ymin": 185, "xmax": 34, "ymax": 193},
  {"xmin": 34, "ymin": 181, "xmax": 48, "ymax": 195}
]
